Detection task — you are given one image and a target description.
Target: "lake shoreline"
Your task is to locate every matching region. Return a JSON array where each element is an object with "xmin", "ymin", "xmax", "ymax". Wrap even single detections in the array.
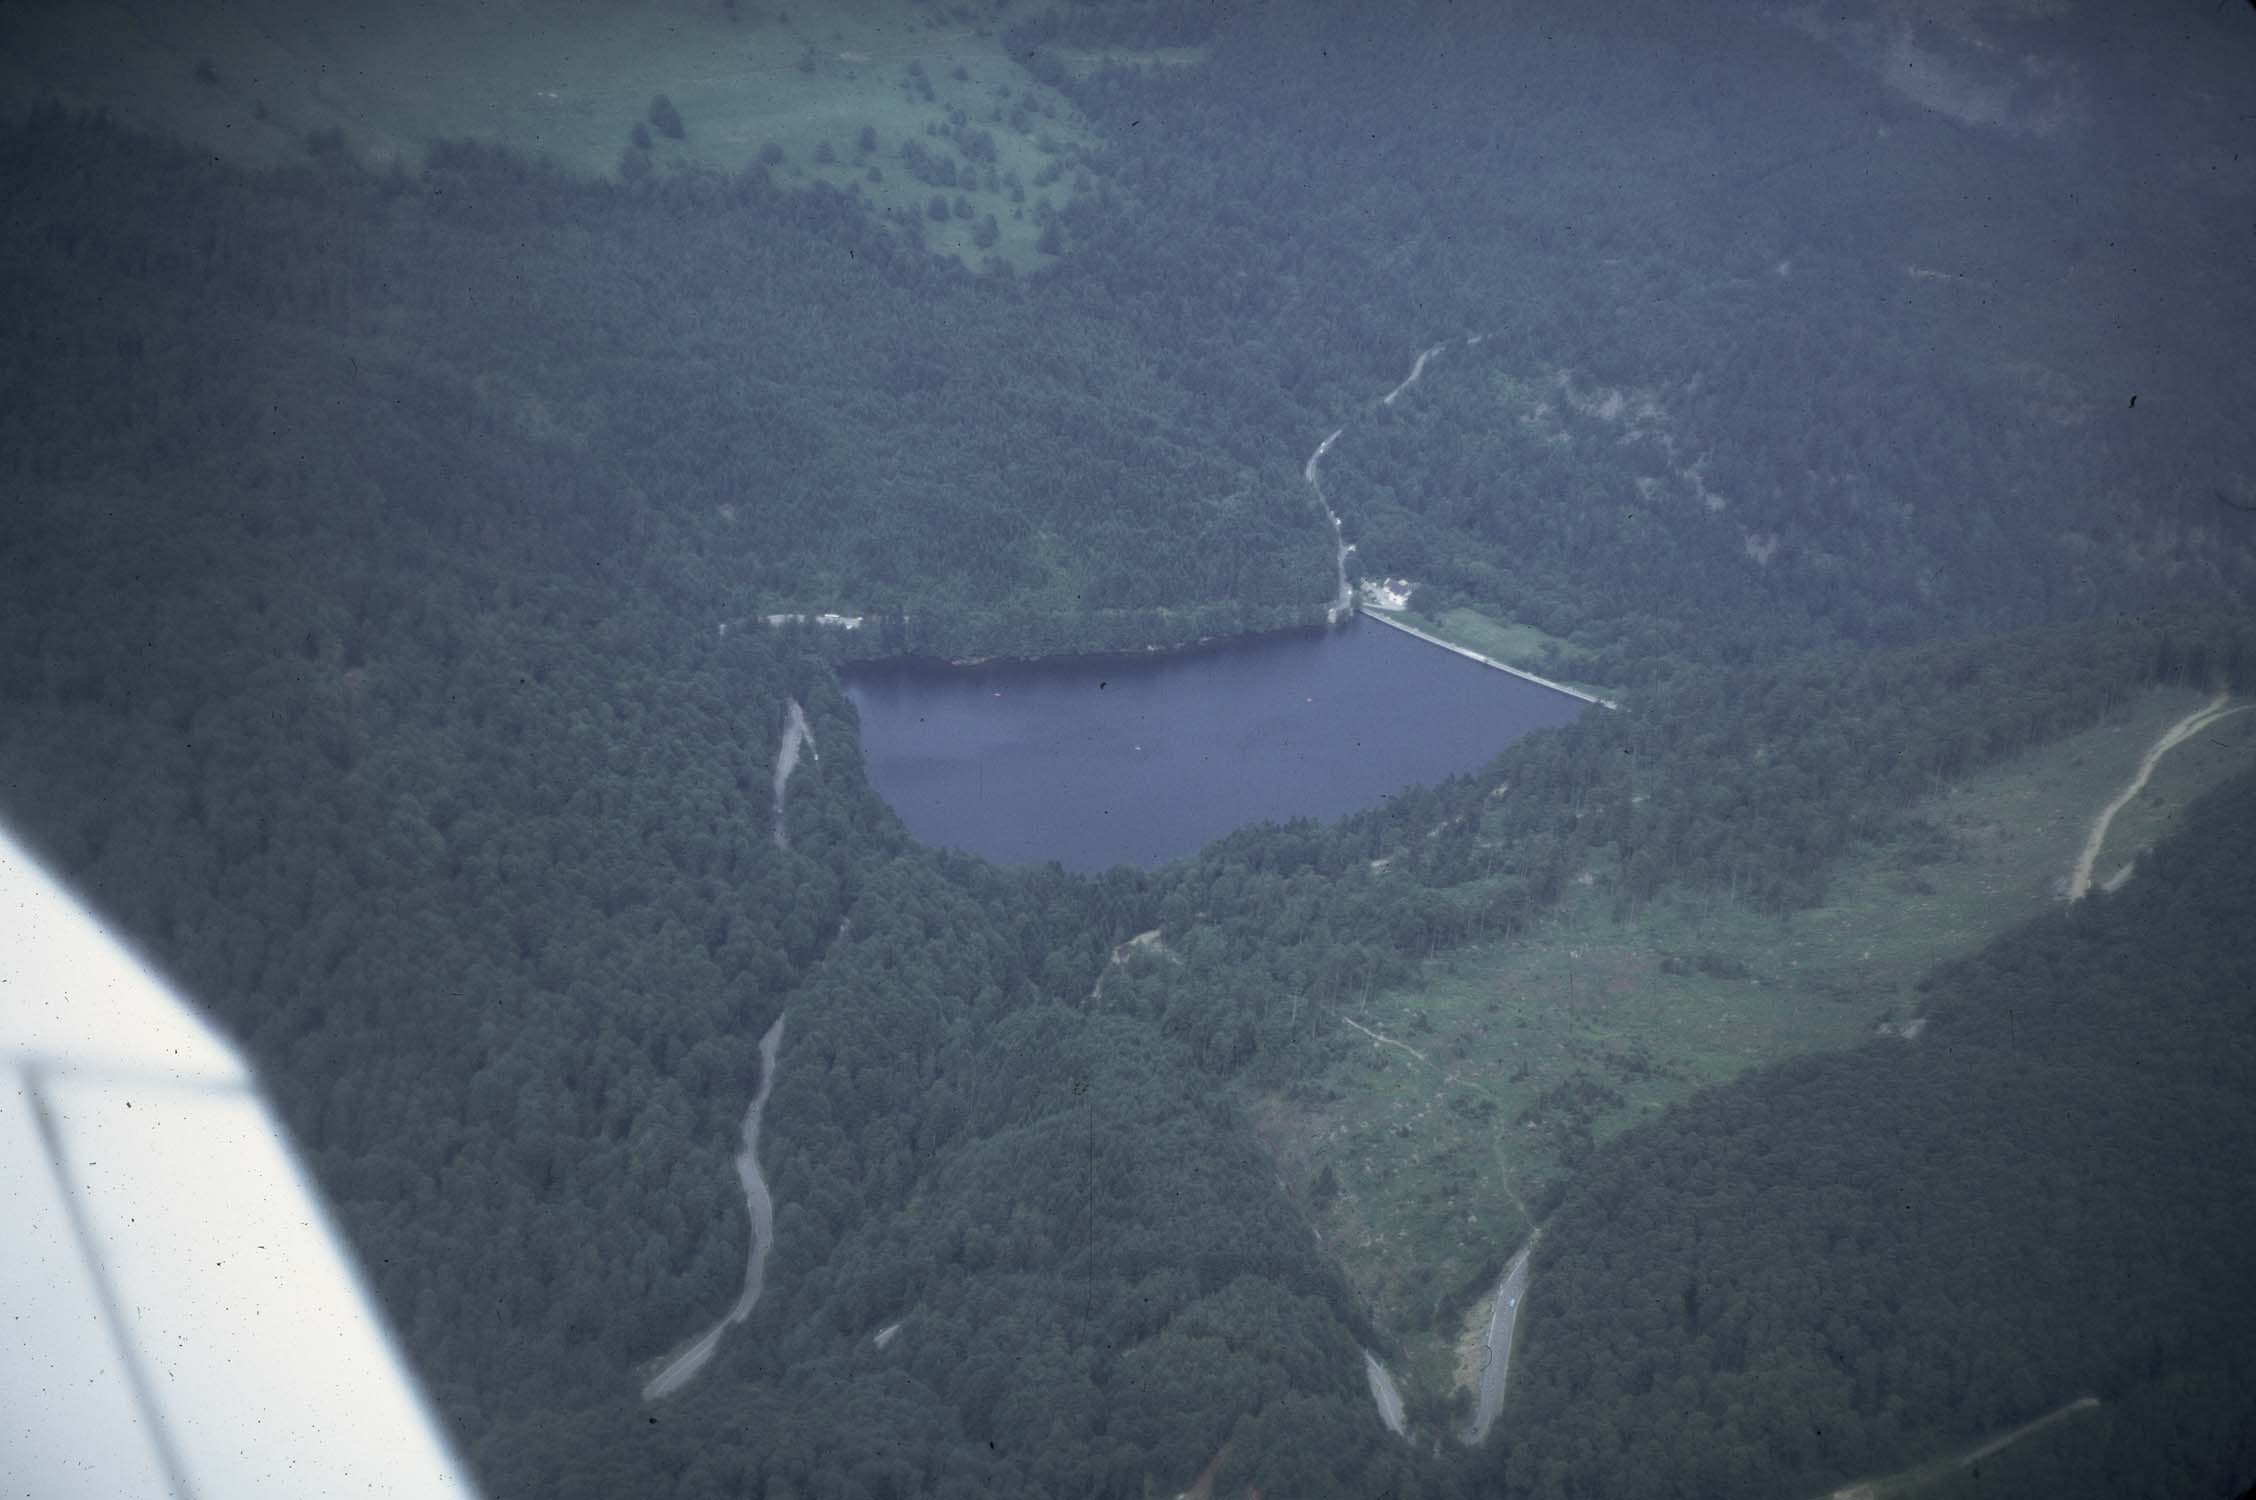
[
  {"xmin": 844, "ymin": 613, "xmax": 1586, "ymax": 871},
  {"xmin": 837, "ymin": 615, "xmax": 1352, "ymax": 681},
  {"xmin": 1359, "ymin": 610, "xmax": 1618, "ymax": 709}
]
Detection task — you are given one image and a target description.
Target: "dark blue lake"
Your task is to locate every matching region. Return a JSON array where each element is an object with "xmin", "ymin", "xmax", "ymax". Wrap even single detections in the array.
[{"xmin": 842, "ymin": 620, "xmax": 1586, "ymax": 871}]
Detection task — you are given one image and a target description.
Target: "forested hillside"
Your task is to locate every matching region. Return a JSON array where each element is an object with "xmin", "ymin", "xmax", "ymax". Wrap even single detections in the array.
[
  {"xmin": 1323, "ymin": 329, "xmax": 2256, "ymax": 690},
  {"xmin": 4, "ymin": 0, "xmax": 2254, "ymax": 1496},
  {"xmin": 0, "ymin": 110, "xmax": 1332, "ymax": 664},
  {"xmin": 0, "ymin": 104, "xmax": 1427, "ymax": 1498},
  {"xmin": 1490, "ymin": 770, "xmax": 2256, "ymax": 1500},
  {"xmin": 1116, "ymin": 613, "xmax": 2256, "ymax": 1083},
  {"xmin": 1039, "ymin": 0, "xmax": 2256, "ymax": 693}
]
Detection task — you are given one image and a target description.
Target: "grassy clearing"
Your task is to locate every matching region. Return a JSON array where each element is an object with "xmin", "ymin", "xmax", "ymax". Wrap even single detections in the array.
[
  {"xmin": 1251, "ymin": 685, "xmax": 2256, "ymax": 1416},
  {"xmin": 1395, "ymin": 606, "xmax": 1617, "ymax": 701},
  {"xmin": 1425, "ymin": 608, "xmax": 1585, "ymax": 668},
  {"xmin": 0, "ymin": 0, "xmax": 1120, "ymax": 268}
]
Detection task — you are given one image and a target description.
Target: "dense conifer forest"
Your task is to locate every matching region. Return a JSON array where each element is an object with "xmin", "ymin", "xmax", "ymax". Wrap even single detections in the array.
[{"xmin": 3, "ymin": 0, "xmax": 2253, "ymax": 1495}]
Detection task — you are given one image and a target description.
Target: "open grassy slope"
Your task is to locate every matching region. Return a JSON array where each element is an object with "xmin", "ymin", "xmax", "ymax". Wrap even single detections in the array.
[
  {"xmin": 0, "ymin": 0, "xmax": 1114, "ymax": 266},
  {"xmin": 1252, "ymin": 685, "xmax": 2256, "ymax": 1414}
]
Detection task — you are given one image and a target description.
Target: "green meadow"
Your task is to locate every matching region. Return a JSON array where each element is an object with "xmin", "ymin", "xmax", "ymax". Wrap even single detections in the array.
[
  {"xmin": 1253, "ymin": 684, "xmax": 2256, "ymax": 1411},
  {"xmin": 1392, "ymin": 604, "xmax": 1618, "ymax": 701},
  {"xmin": 0, "ymin": 0, "xmax": 1125, "ymax": 266}
]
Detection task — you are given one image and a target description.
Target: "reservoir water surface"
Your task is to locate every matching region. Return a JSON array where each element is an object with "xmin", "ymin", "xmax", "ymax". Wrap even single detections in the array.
[{"xmin": 844, "ymin": 620, "xmax": 1585, "ymax": 871}]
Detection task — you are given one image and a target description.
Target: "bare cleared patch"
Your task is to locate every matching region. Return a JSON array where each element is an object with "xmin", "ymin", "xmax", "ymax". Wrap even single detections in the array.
[
  {"xmin": 1359, "ymin": 577, "xmax": 1414, "ymax": 611},
  {"xmin": 1453, "ymin": 1287, "xmax": 1498, "ymax": 1395},
  {"xmin": 1092, "ymin": 927, "xmax": 1180, "ymax": 1002}
]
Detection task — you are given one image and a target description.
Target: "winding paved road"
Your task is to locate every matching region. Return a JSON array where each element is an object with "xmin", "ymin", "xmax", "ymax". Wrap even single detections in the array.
[
  {"xmin": 1466, "ymin": 1231, "xmax": 1539, "ymax": 1444},
  {"xmin": 1303, "ymin": 428, "xmax": 1355, "ymax": 622},
  {"xmin": 643, "ymin": 1014, "xmax": 786, "ymax": 1401},
  {"xmin": 1303, "ymin": 342, "xmax": 1457, "ymax": 624},
  {"xmin": 771, "ymin": 700, "xmax": 817, "ymax": 850},
  {"xmin": 1383, "ymin": 342, "xmax": 1448, "ymax": 406}
]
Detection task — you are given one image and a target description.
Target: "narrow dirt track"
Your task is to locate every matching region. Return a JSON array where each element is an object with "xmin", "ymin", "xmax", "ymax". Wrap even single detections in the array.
[
  {"xmin": 1339, "ymin": 1013, "xmax": 1430, "ymax": 1066},
  {"xmin": 2068, "ymin": 694, "xmax": 2243, "ymax": 900},
  {"xmin": 1304, "ymin": 339, "xmax": 1468, "ymax": 622},
  {"xmin": 1814, "ymin": 1396, "xmax": 2101, "ymax": 1500}
]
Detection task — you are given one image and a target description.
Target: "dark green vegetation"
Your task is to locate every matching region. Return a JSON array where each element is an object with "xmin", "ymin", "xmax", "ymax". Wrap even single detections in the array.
[
  {"xmin": 1268, "ymin": 686, "xmax": 2256, "ymax": 1381},
  {"xmin": 1497, "ymin": 772, "xmax": 2256, "ymax": 1500},
  {"xmin": 1326, "ymin": 325, "xmax": 2253, "ymax": 692},
  {"xmin": 4, "ymin": 0, "xmax": 2255, "ymax": 1496},
  {"xmin": 1, "ymin": 111, "xmax": 1327, "ymax": 666},
  {"xmin": 1041, "ymin": 7, "xmax": 2256, "ymax": 695}
]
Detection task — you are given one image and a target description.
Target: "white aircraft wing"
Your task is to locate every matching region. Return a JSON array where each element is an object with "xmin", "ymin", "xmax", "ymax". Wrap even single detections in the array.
[{"xmin": 1, "ymin": 825, "xmax": 481, "ymax": 1499}]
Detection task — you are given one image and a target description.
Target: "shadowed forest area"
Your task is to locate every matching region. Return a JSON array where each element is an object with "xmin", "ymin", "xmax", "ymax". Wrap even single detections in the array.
[{"xmin": 3, "ymin": 0, "xmax": 2254, "ymax": 1496}]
